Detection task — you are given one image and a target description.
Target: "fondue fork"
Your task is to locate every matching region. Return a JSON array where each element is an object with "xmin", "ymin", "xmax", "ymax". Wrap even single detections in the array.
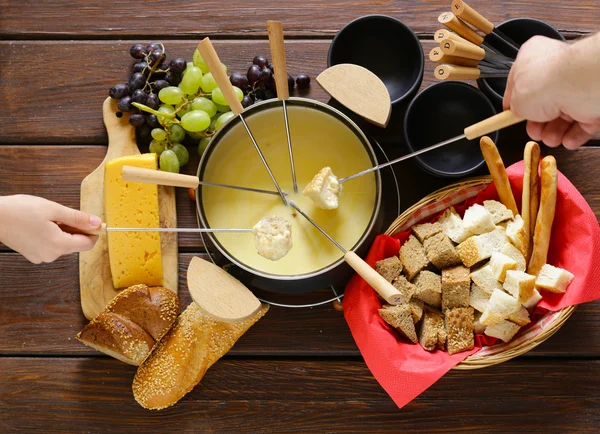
[
  {"xmin": 198, "ymin": 37, "xmax": 289, "ymax": 206},
  {"xmin": 60, "ymin": 223, "xmax": 252, "ymax": 236},
  {"xmin": 288, "ymin": 201, "xmax": 406, "ymax": 305},
  {"xmin": 267, "ymin": 20, "xmax": 298, "ymax": 194},
  {"xmin": 434, "ymin": 64, "xmax": 510, "ymax": 80},
  {"xmin": 439, "ymin": 37, "xmax": 513, "ymax": 69},
  {"xmin": 338, "ymin": 110, "xmax": 524, "ymax": 184}
]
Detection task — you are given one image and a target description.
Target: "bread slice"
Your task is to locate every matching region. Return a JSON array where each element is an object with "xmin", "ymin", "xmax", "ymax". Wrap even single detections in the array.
[
  {"xmin": 503, "ymin": 270, "xmax": 536, "ymax": 303},
  {"xmin": 483, "ymin": 200, "xmax": 514, "ymax": 224},
  {"xmin": 456, "ymin": 227, "xmax": 508, "ymax": 267},
  {"xmin": 507, "ymin": 215, "xmax": 527, "ymax": 256},
  {"xmin": 500, "ymin": 242, "xmax": 526, "ymax": 272},
  {"xmin": 489, "ymin": 252, "xmax": 518, "ymax": 282},
  {"xmin": 470, "ymin": 282, "xmax": 491, "ymax": 313},
  {"xmin": 392, "ymin": 275, "xmax": 416, "ymax": 303},
  {"xmin": 375, "ymin": 256, "xmax": 403, "ymax": 283},
  {"xmin": 480, "ymin": 289, "xmax": 520, "ymax": 326},
  {"xmin": 445, "ymin": 307, "xmax": 475, "ymax": 355},
  {"xmin": 484, "ymin": 319, "xmax": 521, "ymax": 342},
  {"xmin": 399, "ymin": 235, "xmax": 432, "ymax": 281},
  {"xmin": 413, "ymin": 270, "xmax": 442, "ymax": 308},
  {"xmin": 133, "ymin": 303, "xmax": 269, "ymax": 410},
  {"xmin": 409, "ymin": 299, "xmax": 425, "ymax": 324},
  {"xmin": 523, "ymin": 289, "xmax": 543, "ymax": 310},
  {"xmin": 535, "ymin": 264, "xmax": 575, "ymax": 293},
  {"xmin": 439, "ymin": 206, "xmax": 472, "ymax": 244},
  {"xmin": 419, "ymin": 307, "xmax": 446, "ymax": 351},
  {"xmin": 441, "ymin": 265, "xmax": 470, "ymax": 311},
  {"xmin": 507, "ymin": 305, "xmax": 531, "ymax": 326},
  {"xmin": 379, "ymin": 304, "xmax": 418, "ymax": 343},
  {"xmin": 302, "ymin": 166, "xmax": 341, "ymax": 210},
  {"xmin": 424, "ymin": 233, "xmax": 461, "ymax": 269},
  {"xmin": 470, "ymin": 264, "xmax": 503, "ymax": 294},
  {"xmin": 412, "ymin": 222, "xmax": 443, "ymax": 243},
  {"xmin": 463, "ymin": 204, "xmax": 496, "ymax": 235},
  {"xmin": 473, "ymin": 310, "xmax": 486, "ymax": 334}
]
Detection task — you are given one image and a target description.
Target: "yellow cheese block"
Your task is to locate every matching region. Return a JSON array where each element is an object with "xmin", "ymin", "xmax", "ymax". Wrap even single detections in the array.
[{"xmin": 104, "ymin": 153, "xmax": 163, "ymax": 288}]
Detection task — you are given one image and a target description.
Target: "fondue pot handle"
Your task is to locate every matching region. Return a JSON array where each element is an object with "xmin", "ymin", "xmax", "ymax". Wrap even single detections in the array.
[
  {"xmin": 344, "ymin": 251, "xmax": 406, "ymax": 305},
  {"xmin": 197, "ymin": 38, "xmax": 245, "ymax": 115},
  {"xmin": 121, "ymin": 166, "xmax": 200, "ymax": 189},
  {"xmin": 464, "ymin": 110, "xmax": 524, "ymax": 140},
  {"xmin": 267, "ymin": 20, "xmax": 290, "ymax": 101}
]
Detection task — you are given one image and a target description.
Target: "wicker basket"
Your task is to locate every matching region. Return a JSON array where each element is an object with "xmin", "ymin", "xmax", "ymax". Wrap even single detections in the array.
[{"xmin": 384, "ymin": 176, "xmax": 576, "ymax": 370}]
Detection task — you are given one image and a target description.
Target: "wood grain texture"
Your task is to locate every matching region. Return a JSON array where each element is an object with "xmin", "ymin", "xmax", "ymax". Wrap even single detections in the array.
[
  {"xmin": 0, "ymin": 357, "xmax": 599, "ymax": 432},
  {"xmin": 0, "ymin": 0, "xmax": 596, "ymax": 38},
  {"xmin": 0, "ymin": 252, "xmax": 599, "ymax": 357}
]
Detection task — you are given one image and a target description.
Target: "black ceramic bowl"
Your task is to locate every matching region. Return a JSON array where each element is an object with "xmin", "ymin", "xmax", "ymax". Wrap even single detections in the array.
[
  {"xmin": 328, "ymin": 15, "xmax": 424, "ymax": 106},
  {"xmin": 477, "ymin": 18, "xmax": 565, "ymax": 109},
  {"xmin": 404, "ymin": 81, "xmax": 498, "ymax": 178}
]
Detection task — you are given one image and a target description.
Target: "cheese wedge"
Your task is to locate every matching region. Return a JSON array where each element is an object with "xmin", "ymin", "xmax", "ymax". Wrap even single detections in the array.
[{"xmin": 104, "ymin": 154, "xmax": 163, "ymax": 288}]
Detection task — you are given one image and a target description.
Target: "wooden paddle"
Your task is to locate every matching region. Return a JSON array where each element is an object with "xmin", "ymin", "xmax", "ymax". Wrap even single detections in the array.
[{"xmin": 316, "ymin": 63, "xmax": 391, "ymax": 128}]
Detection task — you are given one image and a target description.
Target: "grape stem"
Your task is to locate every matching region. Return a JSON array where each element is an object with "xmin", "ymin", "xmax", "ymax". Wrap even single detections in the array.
[
  {"xmin": 132, "ymin": 102, "xmax": 176, "ymax": 119},
  {"xmin": 142, "ymin": 43, "xmax": 167, "ymax": 93}
]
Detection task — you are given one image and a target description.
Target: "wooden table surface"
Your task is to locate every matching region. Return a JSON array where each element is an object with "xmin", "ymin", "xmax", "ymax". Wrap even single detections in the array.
[{"xmin": 1, "ymin": 1, "xmax": 599, "ymax": 432}]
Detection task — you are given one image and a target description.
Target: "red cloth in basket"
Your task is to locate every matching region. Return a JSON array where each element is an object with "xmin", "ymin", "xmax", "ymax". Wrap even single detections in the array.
[{"xmin": 343, "ymin": 161, "xmax": 600, "ymax": 409}]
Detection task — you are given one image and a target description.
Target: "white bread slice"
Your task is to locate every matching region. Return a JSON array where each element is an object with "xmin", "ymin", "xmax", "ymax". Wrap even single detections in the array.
[
  {"xmin": 483, "ymin": 200, "xmax": 514, "ymax": 224},
  {"xmin": 484, "ymin": 319, "xmax": 521, "ymax": 342},
  {"xmin": 504, "ymin": 270, "xmax": 536, "ymax": 303},
  {"xmin": 500, "ymin": 242, "xmax": 526, "ymax": 272},
  {"xmin": 463, "ymin": 204, "xmax": 496, "ymax": 235},
  {"xmin": 456, "ymin": 227, "xmax": 508, "ymax": 267},
  {"xmin": 480, "ymin": 289, "xmax": 520, "ymax": 326},
  {"xmin": 507, "ymin": 305, "xmax": 531, "ymax": 326},
  {"xmin": 507, "ymin": 215, "xmax": 527, "ymax": 256},
  {"xmin": 523, "ymin": 289, "xmax": 543, "ymax": 310},
  {"xmin": 439, "ymin": 206, "xmax": 472, "ymax": 244},
  {"xmin": 470, "ymin": 264, "xmax": 503, "ymax": 294},
  {"xmin": 489, "ymin": 252, "xmax": 518, "ymax": 282},
  {"xmin": 535, "ymin": 264, "xmax": 575, "ymax": 293},
  {"xmin": 470, "ymin": 282, "xmax": 491, "ymax": 312}
]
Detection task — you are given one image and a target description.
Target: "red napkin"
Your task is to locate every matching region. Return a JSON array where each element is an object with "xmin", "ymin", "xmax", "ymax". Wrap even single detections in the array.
[{"xmin": 343, "ymin": 161, "xmax": 600, "ymax": 409}]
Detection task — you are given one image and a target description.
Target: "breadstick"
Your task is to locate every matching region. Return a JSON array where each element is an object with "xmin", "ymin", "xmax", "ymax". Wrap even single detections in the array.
[
  {"xmin": 522, "ymin": 141, "xmax": 541, "ymax": 261},
  {"xmin": 480, "ymin": 136, "xmax": 519, "ymax": 215},
  {"xmin": 527, "ymin": 156, "xmax": 557, "ymax": 276}
]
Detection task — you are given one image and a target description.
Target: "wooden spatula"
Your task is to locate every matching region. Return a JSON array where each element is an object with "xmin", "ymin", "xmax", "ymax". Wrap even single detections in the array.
[
  {"xmin": 316, "ymin": 63, "xmax": 391, "ymax": 128},
  {"xmin": 186, "ymin": 256, "xmax": 262, "ymax": 323}
]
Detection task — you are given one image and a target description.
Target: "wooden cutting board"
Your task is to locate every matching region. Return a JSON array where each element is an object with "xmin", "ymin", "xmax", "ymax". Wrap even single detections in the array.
[{"xmin": 79, "ymin": 97, "xmax": 178, "ymax": 320}]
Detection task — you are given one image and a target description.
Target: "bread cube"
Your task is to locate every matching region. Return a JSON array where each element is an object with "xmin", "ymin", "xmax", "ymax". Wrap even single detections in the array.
[
  {"xmin": 535, "ymin": 264, "xmax": 575, "ymax": 293},
  {"xmin": 424, "ymin": 233, "xmax": 461, "ymax": 269},
  {"xmin": 470, "ymin": 282, "xmax": 491, "ymax": 313},
  {"xmin": 523, "ymin": 289, "xmax": 543, "ymax": 310},
  {"xmin": 506, "ymin": 215, "xmax": 527, "ymax": 256},
  {"xmin": 507, "ymin": 305, "xmax": 531, "ymax": 326},
  {"xmin": 445, "ymin": 307, "xmax": 475, "ymax": 355},
  {"xmin": 439, "ymin": 206, "xmax": 472, "ymax": 244},
  {"xmin": 375, "ymin": 256, "xmax": 403, "ymax": 283},
  {"xmin": 473, "ymin": 310, "xmax": 486, "ymax": 334},
  {"xmin": 484, "ymin": 319, "xmax": 521, "ymax": 342},
  {"xmin": 480, "ymin": 289, "xmax": 520, "ymax": 326},
  {"xmin": 413, "ymin": 271, "xmax": 442, "ymax": 308},
  {"xmin": 489, "ymin": 252, "xmax": 518, "ymax": 282},
  {"xmin": 441, "ymin": 265, "xmax": 470, "ymax": 311},
  {"xmin": 411, "ymin": 222, "xmax": 442, "ymax": 243},
  {"xmin": 504, "ymin": 270, "xmax": 536, "ymax": 303},
  {"xmin": 456, "ymin": 227, "xmax": 508, "ymax": 267},
  {"xmin": 500, "ymin": 242, "xmax": 526, "ymax": 272},
  {"xmin": 379, "ymin": 304, "xmax": 417, "ymax": 343},
  {"xmin": 391, "ymin": 275, "xmax": 416, "ymax": 304},
  {"xmin": 483, "ymin": 200, "xmax": 514, "ymax": 224},
  {"xmin": 302, "ymin": 166, "xmax": 341, "ymax": 210},
  {"xmin": 470, "ymin": 264, "xmax": 503, "ymax": 294},
  {"xmin": 409, "ymin": 299, "xmax": 424, "ymax": 324},
  {"xmin": 399, "ymin": 235, "xmax": 431, "ymax": 281},
  {"xmin": 463, "ymin": 204, "xmax": 496, "ymax": 235},
  {"xmin": 419, "ymin": 307, "xmax": 446, "ymax": 351}
]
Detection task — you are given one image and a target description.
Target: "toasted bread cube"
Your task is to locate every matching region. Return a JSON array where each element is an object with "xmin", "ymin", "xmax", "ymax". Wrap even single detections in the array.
[
  {"xmin": 379, "ymin": 304, "xmax": 418, "ymax": 343},
  {"xmin": 445, "ymin": 307, "xmax": 475, "ymax": 355},
  {"xmin": 506, "ymin": 215, "xmax": 527, "ymax": 256},
  {"xmin": 480, "ymin": 289, "xmax": 520, "ymax": 326},
  {"xmin": 439, "ymin": 206, "xmax": 472, "ymax": 244},
  {"xmin": 470, "ymin": 282, "xmax": 491, "ymax": 313},
  {"xmin": 489, "ymin": 252, "xmax": 518, "ymax": 282},
  {"xmin": 302, "ymin": 166, "xmax": 342, "ymax": 210},
  {"xmin": 508, "ymin": 305, "xmax": 531, "ymax": 326},
  {"xmin": 375, "ymin": 256, "xmax": 403, "ymax": 283},
  {"xmin": 470, "ymin": 264, "xmax": 503, "ymax": 294},
  {"xmin": 412, "ymin": 222, "xmax": 443, "ymax": 243},
  {"xmin": 500, "ymin": 242, "xmax": 526, "ymax": 272},
  {"xmin": 523, "ymin": 289, "xmax": 543, "ymax": 310},
  {"xmin": 424, "ymin": 233, "xmax": 461, "ymax": 269},
  {"xmin": 441, "ymin": 265, "xmax": 470, "ymax": 311},
  {"xmin": 409, "ymin": 299, "xmax": 424, "ymax": 324},
  {"xmin": 391, "ymin": 275, "xmax": 416, "ymax": 304},
  {"xmin": 399, "ymin": 235, "xmax": 431, "ymax": 281},
  {"xmin": 535, "ymin": 264, "xmax": 575, "ymax": 293},
  {"xmin": 474, "ymin": 310, "xmax": 486, "ymax": 334},
  {"xmin": 504, "ymin": 270, "xmax": 536, "ymax": 303},
  {"xmin": 463, "ymin": 204, "xmax": 496, "ymax": 235},
  {"xmin": 419, "ymin": 307, "xmax": 446, "ymax": 351},
  {"xmin": 457, "ymin": 227, "xmax": 508, "ymax": 267},
  {"xmin": 484, "ymin": 319, "xmax": 521, "ymax": 342},
  {"xmin": 413, "ymin": 271, "xmax": 442, "ymax": 308},
  {"xmin": 483, "ymin": 200, "xmax": 514, "ymax": 224}
]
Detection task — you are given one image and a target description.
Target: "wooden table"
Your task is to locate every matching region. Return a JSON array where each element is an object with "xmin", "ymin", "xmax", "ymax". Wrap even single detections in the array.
[{"xmin": 1, "ymin": 1, "xmax": 599, "ymax": 432}]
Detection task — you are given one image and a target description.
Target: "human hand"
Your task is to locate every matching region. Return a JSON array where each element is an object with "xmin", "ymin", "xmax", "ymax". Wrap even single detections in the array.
[
  {"xmin": 503, "ymin": 34, "xmax": 600, "ymax": 149},
  {"xmin": 0, "ymin": 195, "xmax": 101, "ymax": 264}
]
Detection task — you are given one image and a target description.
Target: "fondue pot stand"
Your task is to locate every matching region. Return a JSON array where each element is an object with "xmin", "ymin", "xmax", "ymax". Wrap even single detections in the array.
[{"xmin": 195, "ymin": 97, "xmax": 400, "ymax": 306}]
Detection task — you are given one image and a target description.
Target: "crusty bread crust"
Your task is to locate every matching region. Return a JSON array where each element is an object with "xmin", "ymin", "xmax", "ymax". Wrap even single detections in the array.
[{"xmin": 522, "ymin": 141, "xmax": 541, "ymax": 261}]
